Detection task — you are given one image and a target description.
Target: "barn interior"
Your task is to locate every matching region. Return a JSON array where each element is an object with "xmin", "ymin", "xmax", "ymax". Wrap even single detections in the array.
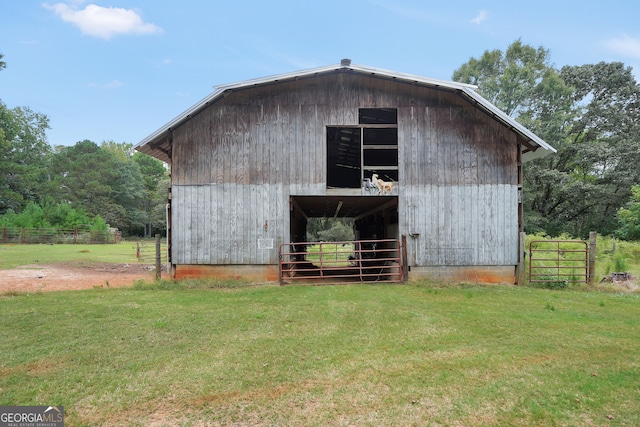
[
  {"xmin": 290, "ymin": 196, "xmax": 398, "ymax": 241},
  {"xmin": 326, "ymin": 108, "xmax": 399, "ymax": 189},
  {"xmin": 286, "ymin": 195, "xmax": 400, "ymax": 282}
]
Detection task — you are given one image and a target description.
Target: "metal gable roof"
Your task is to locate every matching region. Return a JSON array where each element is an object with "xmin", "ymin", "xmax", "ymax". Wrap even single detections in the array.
[{"xmin": 134, "ymin": 60, "xmax": 556, "ymax": 163}]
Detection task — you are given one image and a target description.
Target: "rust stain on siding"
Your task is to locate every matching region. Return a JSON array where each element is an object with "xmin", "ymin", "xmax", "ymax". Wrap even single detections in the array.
[{"xmin": 175, "ymin": 265, "xmax": 279, "ymax": 282}]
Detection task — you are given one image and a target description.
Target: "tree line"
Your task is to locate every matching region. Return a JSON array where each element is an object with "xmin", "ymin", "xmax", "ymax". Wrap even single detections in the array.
[
  {"xmin": 453, "ymin": 40, "xmax": 640, "ymax": 240},
  {"xmin": 2, "ymin": 42, "xmax": 640, "ymax": 240},
  {"xmin": 0, "ymin": 126, "xmax": 168, "ymax": 236}
]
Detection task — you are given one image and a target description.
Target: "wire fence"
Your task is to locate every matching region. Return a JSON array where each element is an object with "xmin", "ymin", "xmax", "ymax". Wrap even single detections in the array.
[
  {"xmin": 135, "ymin": 240, "xmax": 168, "ymax": 265},
  {"xmin": 0, "ymin": 227, "xmax": 122, "ymax": 244}
]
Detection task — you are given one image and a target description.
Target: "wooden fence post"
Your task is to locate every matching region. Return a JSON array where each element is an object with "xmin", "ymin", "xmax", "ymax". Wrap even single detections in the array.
[
  {"xmin": 589, "ymin": 231, "xmax": 597, "ymax": 284},
  {"xmin": 155, "ymin": 234, "xmax": 162, "ymax": 280}
]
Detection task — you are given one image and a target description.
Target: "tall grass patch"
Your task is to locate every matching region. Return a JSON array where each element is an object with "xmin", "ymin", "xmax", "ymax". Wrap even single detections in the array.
[{"xmin": 526, "ymin": 233, "xmax": 640, "ymax": 290}]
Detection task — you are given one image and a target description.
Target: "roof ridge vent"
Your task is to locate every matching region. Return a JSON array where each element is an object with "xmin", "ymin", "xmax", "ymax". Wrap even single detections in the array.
[{"xmin": 340, "ymin": 58, "xmax": 352, "ymax": 66}]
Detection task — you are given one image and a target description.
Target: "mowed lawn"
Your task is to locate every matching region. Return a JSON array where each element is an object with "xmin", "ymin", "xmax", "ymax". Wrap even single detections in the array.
[
  {"xmin": 1, "ymin": 281, "xmax": 638, "ymax": 426},
  {"xmin": 0, "ymin": 242, "xmax": 145, "ymax": 268}
]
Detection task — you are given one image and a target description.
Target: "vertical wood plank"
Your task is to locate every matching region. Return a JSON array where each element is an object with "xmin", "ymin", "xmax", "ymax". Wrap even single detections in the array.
[
  {"xmin": 471, "ymin": 185, "xmax": 479, "ymax": 265},
  {"xmin": 230, "ymin": 183, "xmax": 239, "ymax": 264},
  {"xmin": 172, "ymin": 186, "xmax": 183, "ymax": 264},
  {"xmin": 186, "ymin": 186, "xmax": 195, "ymax": 264},
  {"xmin": 209, "ymin": 184, "xmax": 218, "ymax": 264}
]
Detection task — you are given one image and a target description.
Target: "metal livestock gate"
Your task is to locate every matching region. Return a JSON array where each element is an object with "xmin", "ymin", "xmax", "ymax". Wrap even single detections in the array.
[
  {"xmin": 529, "ymin": 240, "xmax": 589, "ymax": 285},
  {"xmin": 279, "ymin": 238, "xmax": 403, "ymax": 284}
]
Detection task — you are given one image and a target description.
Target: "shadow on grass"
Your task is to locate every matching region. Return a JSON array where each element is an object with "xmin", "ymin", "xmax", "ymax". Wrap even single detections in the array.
[
  {"xmin": 131, "ymin": 277, "xmax": 263, "ymax": 290},
  {"xmin": 0, "ymin": 290, "xmax": 33, "ymax": 298}
]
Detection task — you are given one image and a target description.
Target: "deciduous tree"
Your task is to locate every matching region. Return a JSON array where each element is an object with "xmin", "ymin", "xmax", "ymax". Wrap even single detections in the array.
[
  {"xmin": 133, "ymin": 152, "xmax": 168, "ymax": 237},
  {"xmin": 453, "ymin": 40, "xmax": 640, "ymax": 238},
  {"xmin": 0, "ymin": 101, "xmax": 52, "ymax": 213}
]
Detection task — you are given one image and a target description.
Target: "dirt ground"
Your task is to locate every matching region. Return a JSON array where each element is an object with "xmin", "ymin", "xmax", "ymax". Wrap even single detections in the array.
[
  {"xmin": 2, "ymin": 263, "xmax": 637, "ymax": 294},
  {"xmin": 0, "ymin": 263, "xmax": 157, "ymax": 292}
]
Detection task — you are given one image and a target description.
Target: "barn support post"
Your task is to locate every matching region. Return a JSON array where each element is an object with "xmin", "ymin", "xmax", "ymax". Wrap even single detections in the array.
[
  {"xmin": 155, "ymin": 233, "xmax": 162, "ymax": 280},
  {"xmin": 401, "ymin": 234, "xmax": 409, "ymax": 282},
  {"xmin": 517, "ymin": 231, "xmax": 526, "ymax": 285},
  {"xmin": 589, "ymin": 231, "xmax": 597, "ymax": 284}
]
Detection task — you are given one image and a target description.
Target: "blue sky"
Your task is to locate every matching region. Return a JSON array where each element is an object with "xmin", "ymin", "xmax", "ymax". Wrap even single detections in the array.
[{"xmin": 1, "ymin": 0, "xmax": 639, "ymax": 149}]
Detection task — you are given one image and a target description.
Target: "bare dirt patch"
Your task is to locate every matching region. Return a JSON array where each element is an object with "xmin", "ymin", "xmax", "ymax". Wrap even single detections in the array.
[{"xmin": 0, "ymin": 263, "xmax": 156, "ymax": 292}]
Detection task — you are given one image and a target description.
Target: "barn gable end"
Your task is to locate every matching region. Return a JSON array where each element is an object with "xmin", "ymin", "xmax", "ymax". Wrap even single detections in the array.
[{"xmin": 135, "ymin": 62, "xmax": 555, "ymax": 283}]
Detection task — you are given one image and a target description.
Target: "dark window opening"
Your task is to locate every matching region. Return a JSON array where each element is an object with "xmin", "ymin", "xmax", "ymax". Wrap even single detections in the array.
[
  {"xmin": 364, "ymin": 149, "xmax": 398, "ymax": 167},
  {"xmin": 363, "ymin": 128, "xmax": 397, "ymax": 146},
  {"xmin": 359, "ymin": 108, "xmax": 397, "ymax": 124},
  {"xmin": 327, "ymin": 127, "xmax": 361, "ymax": 188},
  {"xmin": 327, "ymin": 108, "xmax": 399, "ymax": 189}
]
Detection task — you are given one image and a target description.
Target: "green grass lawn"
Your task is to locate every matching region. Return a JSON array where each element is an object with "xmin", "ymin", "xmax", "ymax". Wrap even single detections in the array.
[
  {"xmin": 0, "ymin": 241, "xmax": 163, "ymax": 269},
  {"xmin": 305, "ymin": 243, "xmax": 354, "ymax": 266},
  {"xmin": 1, "ymin": 282, "xmax": 638, "ymax": 426}
]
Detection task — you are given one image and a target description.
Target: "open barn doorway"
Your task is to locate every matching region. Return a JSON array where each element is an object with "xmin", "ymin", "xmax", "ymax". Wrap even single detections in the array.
[{"xmin": 284, "ymin": 196, "xmax": 401, "ymax": 283}]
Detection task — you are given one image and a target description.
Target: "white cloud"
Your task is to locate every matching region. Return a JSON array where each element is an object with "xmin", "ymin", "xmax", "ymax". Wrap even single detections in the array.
[
  {"xmin": 470, "ymin": 10, "xmax": 488, "ymax": 25},
  {"xmin": 89, "ymin": 79, "xmax": 125, "ymax": 89},
  {"xmin": 601, "ymin": 35, "xmax": 640, "ymax": 59},
  {"xmin": 104, "ymin": 79, "xmax": 124, "ymax": 89},
  {"xmin": 154, "ymin": 58, "xmax": 173, "ymax": 68},
  {"xmin": 43, "ymin": 2, "xmax": 163, "ymax": 40}
]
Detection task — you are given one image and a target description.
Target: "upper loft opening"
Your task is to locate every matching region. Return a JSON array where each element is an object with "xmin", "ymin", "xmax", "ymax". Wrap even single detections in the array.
[
  {"xmin": 359, "ymin": 108, "xmax": 397, "ymax": 124},
  {"xmin": 327, "ymin": 108, "xmax": 398, "ymax": 190}
]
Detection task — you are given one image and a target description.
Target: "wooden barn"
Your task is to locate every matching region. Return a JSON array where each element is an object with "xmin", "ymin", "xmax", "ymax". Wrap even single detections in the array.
[{"xmin": 135, "ymin": 59, "xmax": 555, "ymax": 284}]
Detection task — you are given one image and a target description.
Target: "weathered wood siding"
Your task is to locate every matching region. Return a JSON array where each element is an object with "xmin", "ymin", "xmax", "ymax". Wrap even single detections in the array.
[
  {"xmin": 397, "ymin": 92, "xmax": 519, "ymax": 266},
  {"xmin": 170, "ymin": 72, "xmax": 519, "ymax": 266}
]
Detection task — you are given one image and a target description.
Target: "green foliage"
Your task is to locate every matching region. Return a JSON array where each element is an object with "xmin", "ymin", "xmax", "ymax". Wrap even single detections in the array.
[
  {"xmin": 0, "ymin": 101, "xmax": 51, "ymax": 213},
  {"xmin": 616, "ymin": 185, "xmax": 640, "ymax": 240},
  {"xmin": 612, "ymin": 254, "xmax": 629, "ymax": 273},
  {"xmin": 132, "ymin": 152, "xmax": 169, "ymax": 237},
  {"xmin": 535, "ymin": 279, "xmax": 568, "ymax": 290},
  {"xmin": 454, "ymin": 40, "xmax": 640, "ymax": 239},
  {"xmin": 0, "ymin": 134, "xmax": 167, "ymax": 236},
  {"xmin": 133, "ymin": 152, "xmax": 166, "ymax": 192},
  {"xmin": 453, "ymin": 39, "xmax": 555, "ymax": 117},
  {"xmin": 0, "ymin": 198, "xmax": 96, "ymax": 230},
  {"xmin": 40, "ymin": 197, "xmax": 90, "ymax": 228},
  {"xmin": 525, "ymin": 233, "xmax": 640, "ymax": 287},
  {"xmin": 306, "ymin": 217, "xmax": 355, "ymax": 242},
  {"xmin": 595, "ymin": 235, "xmax": 640, "ymax": 280},
  {"xmin": 90, "ymin": 215, "xmax": 109, "ymax": 231},
  {"xmin": 48, "ymin": 140, "xmax": 165, "ymax": 235}
]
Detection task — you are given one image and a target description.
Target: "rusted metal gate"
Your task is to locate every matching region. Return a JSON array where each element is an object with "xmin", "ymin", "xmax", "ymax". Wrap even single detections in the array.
[
  {"xmin": 529, "ymin": 240, "xmax": 589, "ymax": 284},
  {"xmin": 279, "ymin": 238, "xmax": 403, "ymax": 284}
]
